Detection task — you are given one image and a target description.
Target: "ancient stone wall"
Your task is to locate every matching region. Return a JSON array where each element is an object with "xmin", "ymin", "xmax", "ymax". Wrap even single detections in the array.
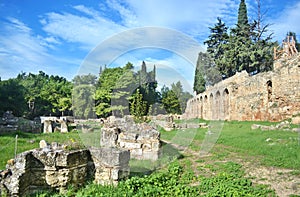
[
  {"xmin": 184, "ymin": 54, "xmax": 300, "ymax": 122},
  {"xmin": 100, "ymin": 116, "xmax": 161, "ymax": 160},
  {"xmin": 0, "ymin": 146, "xmax": 130, "ymax": 196}
]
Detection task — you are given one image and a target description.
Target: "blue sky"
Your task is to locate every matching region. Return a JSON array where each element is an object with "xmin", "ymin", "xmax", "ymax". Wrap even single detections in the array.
[{"xmin": 1, "ymin": 0, "xmax": 300, "ymax": 92}]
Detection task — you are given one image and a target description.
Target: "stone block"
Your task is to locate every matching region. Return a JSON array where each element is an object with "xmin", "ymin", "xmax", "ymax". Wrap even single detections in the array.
[
  {"xmin": 111, "ymin": 167, "xmax": 130, "ymax": 180},
  {"xmin": 120, "ymin": 142, "xmax": 141, "ymax": 149},
  {"xmin": 90, "ymin": 147, "xmax": 130, "ymax": 167},
  {"xmin": 39, "ymin": 140, "xmax": 49, "ymax": 149},
  {"xmin": 139, "ymin": 129, "xmax": 160, "ymax": 140},
  {"xmin": 43, "ymin": 120, "xmax": 52, "ymax": 133},
  {"xmin": 142, "ymin": 151, "xmax": 160, "ymax": 161},
  {"xmin": 94, "ymin": 168, "xmax": 111, "ymax": 183},
  {"xmin": 151, "ymin": 141, "xmax": 160, "ymax": 151},
  {"xmin": 60, "ymin": 121, "xmax": 68, "ymax": 133},
  {"xmin": 100, "ymin": 127, "xmax": 119, "ymax": 147},
  {"xmin": 130, "ymin": 148, "xmax": 143, "ymax": 156},
  {"xmin": 56, "ymin": 149, "xmax": 90, "ymax": 167},
  {"xmin": 142, "ymin": 143, "xmax": 152, "ymax": 150},
  {"xmin": 119, "ymin": 132, "xmax": 137, "ymax": 141},
  {"xmin": 292, "ymin": 116, "xmax": 300, "ymax": 125},
  {"xmin": 251, "ymin": 124, "xmax": 261, "ymax": 130}
]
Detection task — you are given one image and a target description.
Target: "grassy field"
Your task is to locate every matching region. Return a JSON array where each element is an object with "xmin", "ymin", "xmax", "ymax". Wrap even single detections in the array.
[
  {"xmin": 0, "ymin": 130, "xmax": 84, "ymax": 169},
  {"xmin": 161, "ymin": 119, "xmax": 300, "ymax": 170},
  {"xmin": 0, "ymin": 119, "xmax": 299, "ymax": 196}
]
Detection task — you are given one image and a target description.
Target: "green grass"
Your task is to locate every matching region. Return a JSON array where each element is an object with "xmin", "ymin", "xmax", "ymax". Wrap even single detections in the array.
[
  {"xmin": 0, "ymin": 130, "xmax": 84, "ymax": 169},
  {"xmin": 159, "ymin": 120, "xmax": 300, "ymax": 169},
  {"xmin": 1, "ymin": 119, "xmax": 299, "ymax": 196},
  {"xmin": 34, "ymin": 160, "xmax": 275, "ymax": 197}
]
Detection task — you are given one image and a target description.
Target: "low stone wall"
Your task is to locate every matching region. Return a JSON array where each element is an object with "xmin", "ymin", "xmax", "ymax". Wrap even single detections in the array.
[
  {"xmin": 0, "ymin": 146, "xmax": 130, "ymax": 196},
  {"xmin": 0, "ymin": 111, "xmax": 41, "ymax": 133}
]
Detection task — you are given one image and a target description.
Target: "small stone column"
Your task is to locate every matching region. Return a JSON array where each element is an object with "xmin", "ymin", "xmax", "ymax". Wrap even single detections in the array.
[
  {"xmin": 89, "ymin": 147, "xmax": 130, "ymax": 185},
  {"xmin": 60, "ymin": 120, "xmax": 68, "ymax": 133},
  {"xmin": 43, "ymin": 120, "xmax": 53, "ymax": 133}
]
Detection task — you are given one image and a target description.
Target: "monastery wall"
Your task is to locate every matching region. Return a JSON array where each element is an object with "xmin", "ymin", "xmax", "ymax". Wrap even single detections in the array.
[{"xmin": 184, "ymin": 54, "xmax": 300, "ymax": 122}]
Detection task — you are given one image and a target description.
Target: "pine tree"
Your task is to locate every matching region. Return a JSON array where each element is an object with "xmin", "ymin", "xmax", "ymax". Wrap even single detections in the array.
[{"xmin": 204, "ymin": 17, "xmax": 228, "ymax": 60}]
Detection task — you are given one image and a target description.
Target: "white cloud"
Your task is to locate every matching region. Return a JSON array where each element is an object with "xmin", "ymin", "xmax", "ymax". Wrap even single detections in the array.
[
  {"xmin": 123, "ymin": 0, "xmax": 239, "ymax": 37},
  {"xmin": 0, "ymin": 17, "xmax": 81, "ymax": 80},
  {"xmin": 3, "ymin": 0, "xmax": 272, "ymax": 81},
  {"xmin": 40, "ymin": 6, "xmax": 126, "ymax": 50},
  {"xmin": 39, "ymin": 1, "xmax": 240, "ymax": 52},
  {"xmin": 269, "ymin": 1, "xmax": 300, "ymax": 42}
]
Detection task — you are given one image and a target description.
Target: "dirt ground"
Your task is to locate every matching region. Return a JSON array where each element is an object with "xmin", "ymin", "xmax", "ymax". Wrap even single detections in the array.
[{"xmin": 164, "ymin": 140, "xmax": 300, "ymax": 197}]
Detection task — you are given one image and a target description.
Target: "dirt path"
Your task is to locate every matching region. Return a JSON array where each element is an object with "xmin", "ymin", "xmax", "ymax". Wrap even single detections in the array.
[{"xmin": 162, "ymin": 140, "xmax": 300, "ymax": 197}]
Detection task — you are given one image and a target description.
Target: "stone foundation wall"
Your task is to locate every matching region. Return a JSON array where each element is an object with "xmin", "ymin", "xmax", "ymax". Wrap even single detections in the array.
[
  {"xmin": 0, "ymin": 146, "xmax": 130, "ymax": 196},
  {"xmin": 101, "ymin": 116, "xmax": 161, "ymax": 160},
  {"xmin": 184, "ymin": 54, "xmax": 300, "ymax": 122}
]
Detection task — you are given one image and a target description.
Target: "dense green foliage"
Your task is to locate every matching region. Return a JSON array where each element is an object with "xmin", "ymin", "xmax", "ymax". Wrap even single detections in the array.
[
  {"xmin": 94, "ymin": 61, "xmax": 157, "ymax": 118},
  {"xmin": 0, "ymin": 71, "xmax": 72, "ymax": 119},
  {"xmin": 94, "ymin": 61, "xmax": 192, "ymax": 118},
  {"xmin": 194, "ymin": 0, "xmax": 275, "ymax": 92},
  {"xmin": 35, "ymin": 160, "xmax": 275, "ymax": 197},
  {"xmin": 0, "ymin": 61, "xmax": 191, "ymax": 120}
]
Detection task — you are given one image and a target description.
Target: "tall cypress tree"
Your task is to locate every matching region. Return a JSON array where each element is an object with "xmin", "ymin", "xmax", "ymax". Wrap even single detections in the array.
[{"xmin": 237, "ymin": 0, "xmax": 249, "ymax": 28}]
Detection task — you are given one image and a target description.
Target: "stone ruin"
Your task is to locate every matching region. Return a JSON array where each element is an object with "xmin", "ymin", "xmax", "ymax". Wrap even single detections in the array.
[
  {"xmin": 184, "ymin": 52, "xmax": 300, "ymax": 122},
  {"xmin": 0, "ymin": 111, "xmax": 41, "ymax": 133},
  {"xmin": 150, "ymin": 114, "xmax": 208, "ymax": 131},
  {"xmin": 0, "ymin": 142, "xmax": 130, "ymax": 196},
  {"xmin": 0, "ymin": 116, "xmax": 164, "ymax": 196},
  {"xmin": 101, "ymin": 116, "xmax": 161, "ymax": 160},
  {"xmin": 40, "ymin": 116, "xmax": 73, "ymax": 133}
]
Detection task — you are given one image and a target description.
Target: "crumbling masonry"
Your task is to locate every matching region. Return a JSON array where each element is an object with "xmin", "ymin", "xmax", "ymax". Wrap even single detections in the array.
[{"xmin": 184, "ymin": 53, "xmax": 300, "ymax": 121}]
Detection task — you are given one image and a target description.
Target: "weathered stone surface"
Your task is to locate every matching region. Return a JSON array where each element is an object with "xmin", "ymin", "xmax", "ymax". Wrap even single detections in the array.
[
  {"xmin": 184, "ymin": 54, "xmax": 300, "ymax": 122},
  {"xmin": 0, "ymin": 148, "xmax": 99, "ymax": 196},
  {"xmin": 130, "ymin": 148, "xmax": 143, "ymax": 156},
  {"xmin": 0, "ymin": 111, "xmax": 41, "ymax": 133},
  {"xmin": 60, "ymin": 120, "xmax": 68, "ymax": 133},
  {"xmin": 43, "ymin": 120, "xmax": 53, "ymax": 133},
  {"xmin": 39, "ymin": 140, "xmax": 49, "ymax": 149},
  {"xmin": 90, "ymin": 147, "xmax": 130, "ymax": 167},
  {"xmin": 119, "ymin": 142, "xmax": 141, "ymax": 149},
  {"xmin": 90, "ymin": 147, "xmax": 130, "ymax": 185},
  {"xmin": 251, "ymin": 124, "xmax": 261, "ymax": 130},
  {"xmin": 99, "ymin": 117, "xmax": 161, "ymax": 161},
  {"xmin": 142, "ymin": 151, "xmax": 160, "ymax": 161},
  {"xmin": 100, "ymin": 126, "xmax": 119, "ymax": 147},
  {"xmin": 291, "ymin": 116, "xmax": 300, "ymax": 125}
]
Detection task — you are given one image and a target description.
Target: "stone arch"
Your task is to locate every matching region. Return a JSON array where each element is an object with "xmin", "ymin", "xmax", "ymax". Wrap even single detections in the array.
[
  {"xmin": 196, "ymin": 97, "xmax": 200, "ymax": 118},
  {"xmin": 216, "ymin": 91, "xmax": 221, "ymax": 120},
  {"xmin": 209, "ymin": 93, "xmax": 214, "ymax": 119},
  {"xmin": 200, "ymin": 96, "xmax": 203, "ymax": 119},
  {"xmin": 204, "ymin": 95, "xmax": 208, "ymax": 119},
  {"xmin": 223, "ymin": 88, "xmax": 229, "ymax": 120},
  {"xmin": 267, "ymin": 80, "xmax": 272, "ymax": 101}
]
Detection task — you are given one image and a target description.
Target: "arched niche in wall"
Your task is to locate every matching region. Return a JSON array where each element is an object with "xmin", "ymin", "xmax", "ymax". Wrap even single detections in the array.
[{"xmin": 223, "ymin": 88, "xmax": 229, "ymax": 119}]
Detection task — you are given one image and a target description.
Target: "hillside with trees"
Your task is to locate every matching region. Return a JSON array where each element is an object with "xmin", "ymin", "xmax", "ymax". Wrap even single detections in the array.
[
  {"xmin": 0, "ymin": 62, "xmax": 192, "ymax": 120},
  {"xmin": 194, "ymin": 0, "xmax": 276, "ymax": 94}
]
